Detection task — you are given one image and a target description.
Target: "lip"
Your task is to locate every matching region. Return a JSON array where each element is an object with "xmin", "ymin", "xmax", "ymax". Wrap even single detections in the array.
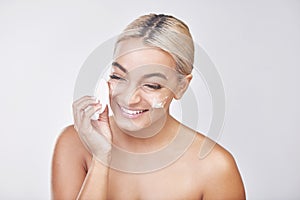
[{"xmin": 118, "ymin": 104, "xmax": 149, "ymax": 119}]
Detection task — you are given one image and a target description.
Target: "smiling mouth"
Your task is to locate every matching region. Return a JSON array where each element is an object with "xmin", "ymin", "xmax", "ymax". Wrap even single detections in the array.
[{"xmin": 120, "ymin": 105, "xmax": 149, "ymax": 117}]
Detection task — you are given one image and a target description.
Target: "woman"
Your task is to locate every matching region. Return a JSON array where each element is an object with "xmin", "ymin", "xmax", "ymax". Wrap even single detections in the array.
[{"xmin": 52, "ymin": 14, "xmax": 246, "ymax": 199}]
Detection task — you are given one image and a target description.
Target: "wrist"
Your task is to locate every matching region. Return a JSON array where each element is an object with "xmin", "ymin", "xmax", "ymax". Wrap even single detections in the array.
[{"xmin": 92, "ymin": 153, "xmax": 111, "ymax": 168}]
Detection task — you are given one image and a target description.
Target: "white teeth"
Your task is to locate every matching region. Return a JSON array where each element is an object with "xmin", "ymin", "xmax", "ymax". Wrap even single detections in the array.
[{"xmin": 121, "ymin": 107, "xmax": 145, "ymax": 115}]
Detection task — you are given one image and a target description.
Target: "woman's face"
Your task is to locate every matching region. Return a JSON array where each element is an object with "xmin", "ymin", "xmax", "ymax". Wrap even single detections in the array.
[{"xmin": 108, "ymin": 40, "xmax": 181, "ymax": 137}]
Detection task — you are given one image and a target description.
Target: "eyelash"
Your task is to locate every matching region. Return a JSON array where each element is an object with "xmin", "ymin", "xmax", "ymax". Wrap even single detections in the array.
[
  {"xmin": 109, "ymin": 74, "xmax": 124, "ymax": 80},
  {"xmin": 144, "ymin": 84, "xmax": 162, "ymax": 90},
  {"xmin": 110, "ymin": 74, "xmax": 162, "ymax": 90}
]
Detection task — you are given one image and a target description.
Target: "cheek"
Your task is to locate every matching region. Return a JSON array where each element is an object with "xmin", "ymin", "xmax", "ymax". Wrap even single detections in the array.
[
  {"xmin": 145, "ymin": 91, "xmax": 173, "ymax": 109},
  {"xmin": 108, "ymin": 81, "xmax": 124, "ymax": 100},
  {"xmin": 108, "ymin": 81, "xmax": 121, "ymax": 95},
  {"xmin": 108, "ymin": 82, "xmax": 117, "ymax": 105}
]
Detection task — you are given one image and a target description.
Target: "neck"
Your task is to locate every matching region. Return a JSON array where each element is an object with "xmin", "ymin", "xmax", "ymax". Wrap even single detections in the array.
[{"xmin": 110, "ymin": 115, "xmax": 180, "ymax": 153}]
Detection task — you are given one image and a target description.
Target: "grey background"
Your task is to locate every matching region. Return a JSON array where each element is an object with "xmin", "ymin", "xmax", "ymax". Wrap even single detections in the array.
[{"xmin": 0, "ymin": 0, "xmax": 299, "ymax": 199}]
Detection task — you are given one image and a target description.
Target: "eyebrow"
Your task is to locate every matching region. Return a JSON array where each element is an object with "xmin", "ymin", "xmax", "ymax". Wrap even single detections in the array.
[
  {"xmin": 143, "ymin": 73, "xmax": 167, "ymax": 80},
  {"xmin": 112, "ymin": 61, "xmax": 167, "ymax": 80},
  {"xmin": 112, "ymin": 61, "xmax": 127, "ymax": 73}
]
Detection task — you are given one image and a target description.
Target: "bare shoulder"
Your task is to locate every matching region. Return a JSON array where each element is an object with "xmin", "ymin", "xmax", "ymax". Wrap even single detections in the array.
[
  {"xmin": 51, "ymin": 125, "xmax": 92, "ymax": 199},
  {"xmin": 182, "ymin": 127, "xmax": 246, "ymax": 199},
  {"xmin": 198, "ymin": 136, "xmax": 237, "ymax": 170},
  {"xmin": 181, "ymin": 126, "xmax": 238, "ymax": 171},
  {"xmin": 54, "ymin": 125, "xmax": 76, "ymax": 147},
  {"xmin": 195, "ymin": 133, "xmax": 246, "ymax": 199},
  {"xmin": 56, "ymin": 125, "xmax": 79, "ymax": 143},
  {"xmin": 53, "ymin": 125, "xmax": 90, "ymax": 160},
  {"xmin": 184, "ymin": 129, "xmax": 238, "ymax": 171}
]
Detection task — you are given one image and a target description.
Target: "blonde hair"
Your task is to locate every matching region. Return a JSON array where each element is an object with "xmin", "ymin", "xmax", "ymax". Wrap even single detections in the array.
[{"xmin": 115, "ymin": 14, "xmax": 194, "ymax": 75}]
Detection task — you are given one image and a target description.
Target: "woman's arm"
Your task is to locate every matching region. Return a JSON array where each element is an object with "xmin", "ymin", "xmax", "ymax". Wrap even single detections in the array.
[
  {"xmin": 51, "ymin": 126, "xmax": 89, "ymax": 199},
  {"xmin": 76, "ymin": 157, "xmax": 109, "ymax": 199},
  {"xmin": 52, "ymin": 96, "xmax": 112, "ymax": 199},
  {"xmin": 51, "ymin": 125, "xmax": 110, "ymax": 200}
]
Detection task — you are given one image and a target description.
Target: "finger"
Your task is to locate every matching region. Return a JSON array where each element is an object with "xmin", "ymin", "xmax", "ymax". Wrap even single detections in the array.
[
  {"xmin": 74, "ymin": 106, "xmax": 83, "ymax": 129},
  {"xmin": 73, "ymin": 95, "xmax": 95, "ymax": 107},
  {"xmin": 82, "ymin": 103, "xmax": 103, "ymax": 122},
  {"xmin": 96, "ymin": 107, "xmax": 112, "ymax": 141},
  {"xmin": 72, "ymin": 96, "xmax": 97, "ymax": 116},
  {"xmin": 74, "ymin": 98, "xmax": 99, "ymax": 116},
  {"xmin": 98, "ymin": 105, "xmax": 109, "ymax": 122},
  {"xmin": 72, "ymin": 96, "xmax": 97, "ymax": 115},
  {"xmin": 73, "ymin": 97, "xmax": 97, "ymax": 128},
  {"xmin": 72, "ymin": 98, "xmax": 90, "ymax": 125},
  {"xmin": 81, "ymin": 103, "xmax": 103, "ymax": 131}
]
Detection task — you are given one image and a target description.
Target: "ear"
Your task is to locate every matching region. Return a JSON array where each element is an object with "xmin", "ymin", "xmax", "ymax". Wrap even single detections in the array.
[{"xmin": 174, "ymin": 74, "xmax": 192, "ymax": 100}]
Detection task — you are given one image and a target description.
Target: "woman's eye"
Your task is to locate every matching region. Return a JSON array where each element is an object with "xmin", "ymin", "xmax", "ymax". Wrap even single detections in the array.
[
  {"xmin": 109, "ymin": 74, "xmax": 124, "ymax": 80},
  {"xmin": 144, "ymin": 84, "xmax": 162, "ymax": 90}
]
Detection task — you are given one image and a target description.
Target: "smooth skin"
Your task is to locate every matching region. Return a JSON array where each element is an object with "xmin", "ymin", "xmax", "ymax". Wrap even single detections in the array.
[{"xmin": 51, "ymin": 46, "xmax": 246, "ymax": 200}]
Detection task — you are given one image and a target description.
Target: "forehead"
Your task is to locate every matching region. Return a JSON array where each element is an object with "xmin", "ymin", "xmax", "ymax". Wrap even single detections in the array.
[{"xmin": 113, "ymin": 39, "xmax": 176, "ymax": 72}]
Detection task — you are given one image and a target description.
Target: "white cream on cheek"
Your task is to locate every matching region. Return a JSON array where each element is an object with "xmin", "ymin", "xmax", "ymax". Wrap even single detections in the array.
[{"xmin": 151, "ymin": 96, "xmax": 169, "ymax": 109}]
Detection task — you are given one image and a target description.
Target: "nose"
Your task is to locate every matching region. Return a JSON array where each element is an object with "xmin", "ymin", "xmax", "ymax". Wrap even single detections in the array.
[{"xmin": 125, "ymin": 86, "xmax": 142, "ymax": 105}]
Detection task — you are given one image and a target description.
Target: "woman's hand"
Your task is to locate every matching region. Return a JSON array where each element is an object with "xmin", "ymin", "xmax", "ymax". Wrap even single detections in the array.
[{"xmin": 72, "ymin": 96, "xmax": 112, "ymax": 163}]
